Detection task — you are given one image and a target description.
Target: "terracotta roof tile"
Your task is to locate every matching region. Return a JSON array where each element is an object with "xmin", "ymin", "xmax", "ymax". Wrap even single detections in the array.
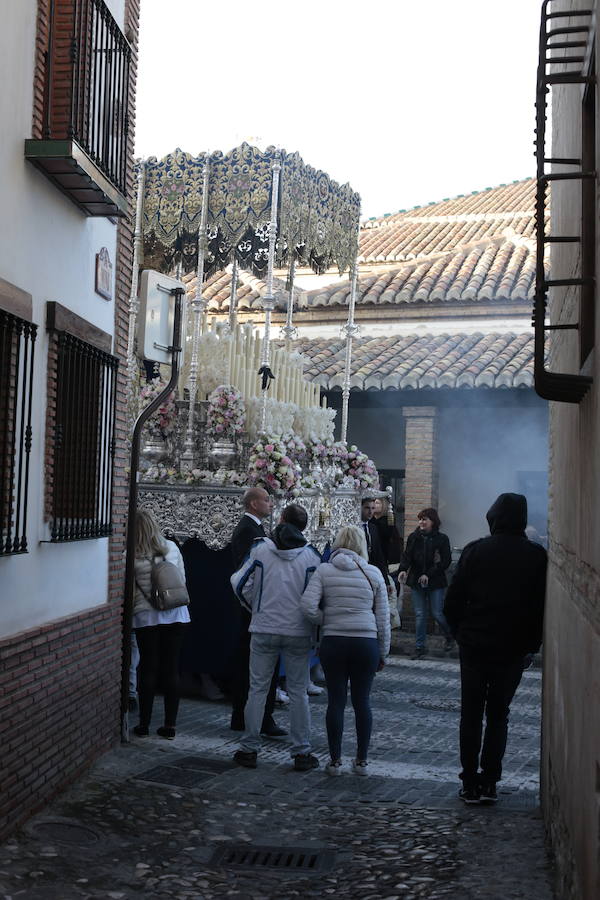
[
  {"xmin": 360, "ymin": 179, "xmax": 536, "ymax": 264},
  {"xmin": 293, "ymin": 333, "xmax": 533, "ymax": 390}
]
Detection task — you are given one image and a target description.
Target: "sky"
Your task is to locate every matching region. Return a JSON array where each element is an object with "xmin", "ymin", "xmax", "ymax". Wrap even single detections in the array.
[{"xmin": 135, "ymin": 0, "xmax": 541, "ymax": 219}]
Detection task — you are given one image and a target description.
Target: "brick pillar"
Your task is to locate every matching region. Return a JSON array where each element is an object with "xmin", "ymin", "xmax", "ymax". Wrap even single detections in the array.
[{"xmin": 402, "ymin": 406, "xmax": 439, "ymax": 537}]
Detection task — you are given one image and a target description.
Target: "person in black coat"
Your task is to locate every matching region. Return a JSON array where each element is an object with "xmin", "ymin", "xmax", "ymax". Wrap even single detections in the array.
[
  {"xmin": 360, "ymin": 498, "xmax": 389, "ymax": 583},
  {"xmin": 443, "ymin": 493, "xmax": 547, "ymax": 804},
  {"xmin": 229, "ymin": 486, "xmax": 286, "ymax": 737},
  {"xmin": 399, "ymin": 507, "xmax": 453, "ymax": 658}
]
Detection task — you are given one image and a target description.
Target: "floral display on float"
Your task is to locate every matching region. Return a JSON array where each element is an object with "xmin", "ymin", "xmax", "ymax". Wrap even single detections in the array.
[
  {"xmin": 344, "ymin": 445, "xmax": 379, "ymax": 490},
  {"xmin": 293, "ymin": 405, "xmax": 336, "ymax": 444},
  {"xmin": 247, "ymin": 436, "xmax": 302, "ymax": 495},
  {"xmin": 206, "ymin": 384, "xmax": 246, "ymax": 440},
  {"xmin": 245, "ymin": 398, "xmax": 297, "ymax": 441},
  {"xmin": 140, "ymin": 378, "xmax": 177, "ymax": 439},
  {"xmin": 141, "ymin": 463, "xmax": 246, "ymax": 487},
  {"xmin": 282, "ymin": 432, "xmax": 307, "ymax": 466}
]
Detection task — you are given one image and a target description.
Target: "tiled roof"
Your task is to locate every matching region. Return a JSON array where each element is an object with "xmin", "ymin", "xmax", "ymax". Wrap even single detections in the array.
[
  {"xmin": 359, "ymin": 178, "xmax": 536, "ymax": 264},
  {"xmin": 182, "ymin": 268, "xmax": 290, "ymax": 312},
  {"xmin": 307, "ymin": 234, "xmax": 535, "ymax": 308},
  {"xmin": 294, "ymin": 333, "xmax": 534, "ymax": 390}
]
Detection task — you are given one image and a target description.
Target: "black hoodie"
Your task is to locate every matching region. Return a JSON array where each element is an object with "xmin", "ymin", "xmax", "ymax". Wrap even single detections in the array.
[
  {"xmin": 271, "ymin": 523, "xmax": 307, "ymax": 550},
  {"xmin": 443, "ymin": 493, "xmax": 547, "ymax": 661}
]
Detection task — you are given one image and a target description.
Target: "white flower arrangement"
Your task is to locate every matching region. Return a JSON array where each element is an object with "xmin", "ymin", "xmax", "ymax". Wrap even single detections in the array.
[
  {"xmin": 248, "ymin": 436, "xmax": 302, "ymax": 495},
  {"xmin": 245, "ymin": 398, "xmax": 298, "ymax": 441},
  {"xmin": 206, "ymin": 384, "xmax": 246, "ymax": 440},
  {"xmin": 293, "ymin": 405, "xmax": 336, "ymax": 443}
]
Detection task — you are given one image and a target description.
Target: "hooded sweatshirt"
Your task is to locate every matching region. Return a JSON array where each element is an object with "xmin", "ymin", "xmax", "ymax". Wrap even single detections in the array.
[
  {"xmin": 443, "ymin": 493, "xmax": 547, "ymax": 661},
  {"xmin": 230, "ymin": 524, "xmax": 321, "ymax": 636},
  {"xmin": 300, "ymin": 548, "xmax": 391, "ymax": 659}
]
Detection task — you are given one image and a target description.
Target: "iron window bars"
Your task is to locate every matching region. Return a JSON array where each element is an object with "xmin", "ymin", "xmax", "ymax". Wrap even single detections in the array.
[
  {"xmin": 534, "ymin": 1, "xmax": 595, "ymax": 402},
  {"xmin": 43, "ymin": 0, "xmax": 131, "ymax": 196},
  {"xmin": 49, "ymin": 331, "xmax": 118, "ymax": 542},
  {"xmin": 0, "ymin": 311, "xmax": 37, "ymax": 555}
]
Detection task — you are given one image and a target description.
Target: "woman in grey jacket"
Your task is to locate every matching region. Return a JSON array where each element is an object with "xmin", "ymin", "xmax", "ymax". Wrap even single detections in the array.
[{"xmin": 301, "ymin": 526, "xmax": 390, "ymax": 776}]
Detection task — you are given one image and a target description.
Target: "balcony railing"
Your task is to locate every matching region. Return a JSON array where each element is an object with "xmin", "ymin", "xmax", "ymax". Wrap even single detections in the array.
[{"xmin": 25, "ymin": 0, "xmax": 131, "ymax": 216}]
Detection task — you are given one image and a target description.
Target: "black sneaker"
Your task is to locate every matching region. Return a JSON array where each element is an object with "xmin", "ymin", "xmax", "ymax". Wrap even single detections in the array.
[
  {"xmin": 479, "ymin": 782, "xmax": 498, "ymax": 803},
  {"xmin": 293, "ymin": 753, "xmax": 319, "ymax": 772},
  {"xmin": 233, "ymin": 750, "xmax": 258, "ymax": 769},
  {"xmin": 444, "ymin": 637, "xmax": 455, "ymax": 652},
  {"xmin": 411, "ymin": 648, "xmax": 426, "ymax": 660},
  {"xmin": 459, "ymin": 785, "xmax": 481, "ymax": 805}
]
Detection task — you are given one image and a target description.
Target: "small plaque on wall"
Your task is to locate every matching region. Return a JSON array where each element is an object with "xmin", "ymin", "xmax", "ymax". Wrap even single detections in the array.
[{"xmin": 95, "ymin": 247, "xmax": 113, "ymax": 301}]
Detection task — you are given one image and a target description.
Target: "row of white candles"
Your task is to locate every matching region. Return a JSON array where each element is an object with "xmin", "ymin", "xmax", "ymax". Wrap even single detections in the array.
[{"xmin": 221, "ymin": 323, "xmax": 324, "ymax": 408}]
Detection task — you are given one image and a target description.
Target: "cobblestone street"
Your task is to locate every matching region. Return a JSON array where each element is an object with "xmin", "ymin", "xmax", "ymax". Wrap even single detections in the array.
[{"xmin": 0, "ymin": 653, "xmax": 554, "ymax": 899}]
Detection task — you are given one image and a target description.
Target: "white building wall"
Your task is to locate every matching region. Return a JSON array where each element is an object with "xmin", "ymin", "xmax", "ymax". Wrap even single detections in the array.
[{"xmin": 0, "ymin": 0, "xmax": 126, "ymax": 639}]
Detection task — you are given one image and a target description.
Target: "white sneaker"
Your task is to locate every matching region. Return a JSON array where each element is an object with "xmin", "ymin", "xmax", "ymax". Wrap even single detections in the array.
[
  {"xmin": 352, "ymin": 759, "xmax": 369, "ymax": 776},
  {"xmin": 275, "ymin": 687, "xmax": 290, "ymax": 705},
  {"xmin": 307, "ymin": 681, "xmax": 324, "ymax": 696},
  {"xmin": 325, "ymin": 759, "xmax": 342, "ymax": 776}
]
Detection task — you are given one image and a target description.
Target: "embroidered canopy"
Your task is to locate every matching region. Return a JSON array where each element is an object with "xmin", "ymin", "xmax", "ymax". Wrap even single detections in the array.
[{"xmin": 139, "ymin": 143, "xmax": 361, "ymax": 277}]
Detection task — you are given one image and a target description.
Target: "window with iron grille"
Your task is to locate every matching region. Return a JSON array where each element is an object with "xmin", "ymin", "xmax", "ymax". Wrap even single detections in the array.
[
  {"xmin": 48, "ymin": 330, "xmax": 118, "ymax": 542},
  {"xmin": 0, "ymin": 311, "xmax": 37, "ymax": 555}
]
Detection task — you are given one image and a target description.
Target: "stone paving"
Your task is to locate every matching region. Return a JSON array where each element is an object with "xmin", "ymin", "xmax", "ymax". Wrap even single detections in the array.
[{"xmin": 0, "ymin": 652, "xmax": 555, "ymax": 899}]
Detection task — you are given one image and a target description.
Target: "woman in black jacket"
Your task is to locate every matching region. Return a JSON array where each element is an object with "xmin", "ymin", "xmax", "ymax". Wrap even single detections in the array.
[{"xmin": 398, "ymin": 507, "xmax": 453, "ymax": 659}]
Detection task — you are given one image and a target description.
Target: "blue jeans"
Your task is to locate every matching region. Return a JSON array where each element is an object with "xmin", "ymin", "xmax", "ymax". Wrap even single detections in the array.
[
  {"xmin": 242, "ymin": 633, "xmax": 312, "ymax": 757},
  {"xmin": 411, "ymin": 587, "xmax": 452, "ymax": 649},
  {"xmin": 319, "ymin": 635, "xmax": 380, "ymax": 762}
]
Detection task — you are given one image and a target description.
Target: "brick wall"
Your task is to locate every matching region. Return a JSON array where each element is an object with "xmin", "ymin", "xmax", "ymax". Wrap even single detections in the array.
[
  {"xmin": 0, "ymin": 605, "xmax": 122, "ymax": 839},
  {"xmin": 0, "ymin": 0, "xmax": 140, "ymax": 842},
  {"xmin": 402, "ymin": 406, "xmax": 438, "ymax": 535}
]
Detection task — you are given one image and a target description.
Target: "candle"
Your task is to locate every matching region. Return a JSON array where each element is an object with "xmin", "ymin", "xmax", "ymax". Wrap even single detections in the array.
[{"xmin": 227, "ymin": 336, "xmax": 234, "ymax": 385}]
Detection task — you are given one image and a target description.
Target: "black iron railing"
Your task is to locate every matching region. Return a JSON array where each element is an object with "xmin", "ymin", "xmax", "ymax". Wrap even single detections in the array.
[
  {"xmin": 533, "ymin": 1, "xmax": 594, "ymax": 402},
  {"xmin": 0, "ymin": 311, "xmax": 37, "ymax": 555},
  {"xmin": 50, "ymin": 332, "xmax": 118, "ymax": 542},
  {"xmin": 44, "ymin": 0, "xmax": 131, "ymax": 195}
]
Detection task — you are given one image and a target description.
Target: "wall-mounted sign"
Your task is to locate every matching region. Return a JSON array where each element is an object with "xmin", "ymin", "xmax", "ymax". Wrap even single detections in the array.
[{"xmin": 95, "ymin": 247, "xmax": 113, "ymax": 301}]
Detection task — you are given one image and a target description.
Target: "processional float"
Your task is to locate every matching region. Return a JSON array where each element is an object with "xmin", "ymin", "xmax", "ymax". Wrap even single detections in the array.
[{"xmin": 128, "ymin": 143, "xmax": 385, "ymax": 549}]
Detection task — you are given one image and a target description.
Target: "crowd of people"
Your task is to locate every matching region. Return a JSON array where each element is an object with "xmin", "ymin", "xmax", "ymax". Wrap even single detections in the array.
[{"xmin": 130, "ymin": 488, "xmax": 546, "ymax": 804}]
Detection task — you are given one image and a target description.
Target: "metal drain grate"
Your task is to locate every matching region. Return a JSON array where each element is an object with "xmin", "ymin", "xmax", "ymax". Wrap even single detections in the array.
[
  {"xmin": 134, "ymin": 765, "xmax": 216, "ymax": 788},
  {"xmin": 210, "ymin": 845, "xmax": 337, "ymax": 873},
  {"xmin": 175, "ymin": 755, "xmax": 237, "ymax": 773},
  {"xmin": 411, "ymin": 697, "xmax": 461, "ymax": 712}
]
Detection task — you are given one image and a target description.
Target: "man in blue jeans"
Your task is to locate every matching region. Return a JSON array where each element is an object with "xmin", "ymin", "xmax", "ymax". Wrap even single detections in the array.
[{"xmin": 230, "ymin": 503, "xmax": 321, "ymax": 772}]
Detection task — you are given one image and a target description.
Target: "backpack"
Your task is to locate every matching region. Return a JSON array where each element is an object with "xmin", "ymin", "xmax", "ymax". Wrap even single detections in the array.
[{"xmin": 137, "ymin": 556, "xmax": 190, "ymax": 611}]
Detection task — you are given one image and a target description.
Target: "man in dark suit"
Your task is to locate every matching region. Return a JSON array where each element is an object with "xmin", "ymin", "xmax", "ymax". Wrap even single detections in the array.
[
  {"xmin": 360, "ymin": 497, "xmax": 389, "ymax": 583},
  {"xmin": 229, "ymin": 486, "xmax": 286, "ymax": 736}
]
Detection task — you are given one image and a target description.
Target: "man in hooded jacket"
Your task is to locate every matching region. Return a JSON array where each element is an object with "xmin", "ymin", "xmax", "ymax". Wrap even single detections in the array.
[
  {"xmin": 443, "ymin": 493, "xmax": 547, "ymax": 804},
  {"xmin": 230, "ymin": 503, "xmax": 322, "ymax": 772}
]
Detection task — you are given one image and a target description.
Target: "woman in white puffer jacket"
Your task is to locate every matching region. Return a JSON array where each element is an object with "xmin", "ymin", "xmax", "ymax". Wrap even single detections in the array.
[{"xmin": 301, "ymin": 525, "xmax": 390, "ymax": 776}]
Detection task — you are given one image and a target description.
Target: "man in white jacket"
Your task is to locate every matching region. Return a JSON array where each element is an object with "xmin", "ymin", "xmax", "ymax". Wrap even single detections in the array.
[{"xmin": 230, "ymin": 504, "xmax": 321, "ymax": 771}]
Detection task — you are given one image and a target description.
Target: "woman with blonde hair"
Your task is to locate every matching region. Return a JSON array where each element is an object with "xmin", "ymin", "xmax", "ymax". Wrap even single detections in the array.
[
  {"xmin": 133, "ymin": 508, "xmax": 190, "ymax": 739},
  {"xmin": 301, "ymin": 525, "xmax": 390, "ymax": 776}
]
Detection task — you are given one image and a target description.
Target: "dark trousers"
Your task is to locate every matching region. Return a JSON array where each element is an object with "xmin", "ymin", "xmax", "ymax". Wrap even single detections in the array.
[
  {"xmin": 319, "ymin": 635, "xmax": 380, "ymax": 761},
  {"xmin": 135, "ymin": 624, "xmax": 187, "ymax": 729},
  {"xmin": 230, "ymin": 622, "xmax": 277, "ymax": 730},
  {"xmin": 459, "ymin": 647, "xmax": 524, "ymax": 785}
]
